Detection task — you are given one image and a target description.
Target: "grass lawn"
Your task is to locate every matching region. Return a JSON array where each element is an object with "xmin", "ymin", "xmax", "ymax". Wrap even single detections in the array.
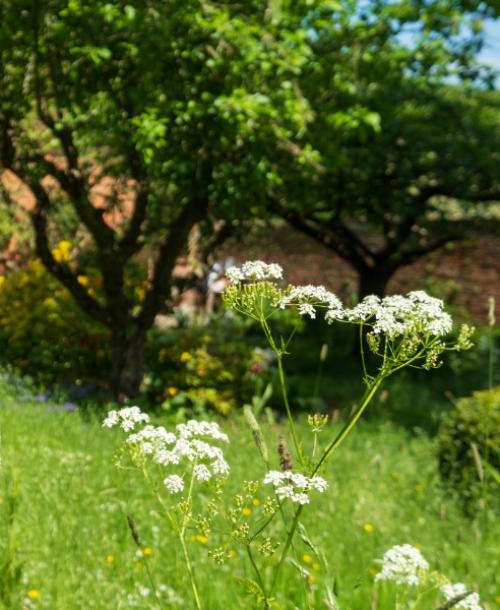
[{"xmin": 0, "ymin": 380, "xmax": 498, "ymax": 609}]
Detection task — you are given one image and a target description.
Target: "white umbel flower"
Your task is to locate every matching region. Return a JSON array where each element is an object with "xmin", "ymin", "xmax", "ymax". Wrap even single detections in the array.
[
  {"xmin": 128, "ymin": 425, "xmax": 177, "ymax": 453},
  {"xmin": 103, "ymin": 410, "xmax": 231, "ymax": 488},
  {"xmin": 177, "ymin": 420, "xmax": 229, "ymax": 443},
  {"xmin": 375, "ymin": 544, "xmax": 429, "ymax": 586},
  {"xmin": 345, "ymin": 291, "xmax": 452, "ymax": 337},
  {"xmin": 263, "ymin": 470, "xmax": 328, "ymax": 504},
  {"xmin": 441, "ymin": 583, "xmax": 483, "ymax": 610},
  {"xmin": 163, "ymin": 475, "xmax": 184, "ymax": 494},
  {"xmin": 102, "ymin": 406, "xmax": 150, "ymax": 431},
  {"xmin": 193, "ymin": 464, "xmax": 212, "ymax": 481},
  {"xmin": 280, "ymin": 285, "xmax": 344, "ymax": 320},
  {"xmin": 226, "ymin": 261, "xmax": 283, "ymax": 283}
]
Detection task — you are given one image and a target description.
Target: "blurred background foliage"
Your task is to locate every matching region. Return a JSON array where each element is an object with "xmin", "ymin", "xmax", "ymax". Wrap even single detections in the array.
[{"xmin": 0, "ymin": 0, "xmax": 498, "ymax": 433}]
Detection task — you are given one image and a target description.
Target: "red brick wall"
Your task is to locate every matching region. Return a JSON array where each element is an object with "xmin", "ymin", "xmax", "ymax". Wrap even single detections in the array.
[{"xmin": 221, "ymin": 226, "xmax": 499, "ymax": 324}]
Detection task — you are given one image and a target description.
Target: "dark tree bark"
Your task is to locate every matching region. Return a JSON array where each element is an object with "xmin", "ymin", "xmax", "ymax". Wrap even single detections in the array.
[
  {"xmin": 1, "ymin": 115, "xmax": 208, "ymax": 399},
  {"xmin": 356, "ymin": 264, "xmax": 394, "ymax": 299},
  {"xmin": 110, "ymin": 328, "xmax": 148, "ymax": 400}
]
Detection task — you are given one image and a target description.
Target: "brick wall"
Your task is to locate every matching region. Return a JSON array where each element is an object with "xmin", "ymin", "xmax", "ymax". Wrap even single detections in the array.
[{"xmin": 220, "ymin": 225, "xmax": 500, "ymax": 324}]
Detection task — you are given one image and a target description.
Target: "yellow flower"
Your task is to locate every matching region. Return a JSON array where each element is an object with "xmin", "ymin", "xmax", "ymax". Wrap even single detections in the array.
[
  {"xmin": 362, "ymin": 523, "xmax": 375, "ymax": 534},
  {"xmin": 167, "ymin": 386, "xmax": 178, "ymax": 397},
  {"xmin": 252, "ymin": 498, "xmax": 260, "ymax": 506},
  {"xmin": 242, "ymin": 507, "xmax": 252, "ymax": 517},
  {"xmin": 27, "ymin": 590, "xmax": 40, "ymax": 600},
  {"xmin": 0, "ymin": 276, "xmax": 5, "ymax": 288},
  {"xmin": 302, "ymin": 554, "xmax": 313, "ymax": 564},
  {"xmin": 180, "ymin": 351, "xmax": 191, "ymax": 362},
  {"xmin": 194, "ymin": 535, "xmax": 208, "ymax": 544},
  {"xmin": 312, "ymin": 562, "xmax": 321, "ymax": 572},
  {"xmin": 52, "ymin": 240, "xmax": 72, "ymax": 263},
  {"xmin": 106, "ymin": 554, "xmax": 114, "ymax": 564},
  {"xmin": 134, "ymin": 286, "xmax": 145, "ymax": 301},
  {"xmin": 77, "ymin": 275, "xmax": 89, "ymax": 287},
  {"xmin": 228, "ymin": 549, "xmax": 237, "ymax": 558},
  {"xmin": 58, "ymin": 240, "xmax": 71, "ymax": 253},
  {"xmin": 415, "ymin": 484, "xmax": 424, "ymax": 493},
  {"xmin": 308, "ymin": 573, "xmax": 317, "ymax": 584},
  {"xmin": 141, "ymin": 547, "xmax": 153, "ymax": 556},
  {"xmin": 43, "ymin": 297, "xmax": 57, "ymax": 309}
]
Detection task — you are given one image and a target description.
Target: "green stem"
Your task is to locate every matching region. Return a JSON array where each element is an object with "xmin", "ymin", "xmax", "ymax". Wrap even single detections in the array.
[
  {"xmin": 179, "ymin": 533, "xmax": 202, "ymax": 610},
  {"xmin": 488, "ymin": 323, "xmax": 494, "ymax": 389},
  {"xmin": 178, "ymin": 466, "xmax": 202, "ymax": 610},
  {"xmin": 312, "ymin": 376, "xmax": 383, "ymax": 475},
  {"xmin": 276, "ymin": 352, "xmax": 304, "ymax": 466},
  {"xmin": 268, "ymin": 374, "xmax": 382, "ymax": 598},
  {"xmin": 270, "ymin": 505, "xmax": 304, "ymax": 593},
  {"xmin": 407, "ymin": 583, "xmax": 440, "ymax": 610},
  {"xmin": 360, "ymin": 323, "xmax": 368, "ymax": 382},
  {"xmin": 246, "ymin": 546, "xmax": 269, "ymax": 610},
  {"xmin": 259, "ymin": 313, "xmax": 303, "ymax": 465}
]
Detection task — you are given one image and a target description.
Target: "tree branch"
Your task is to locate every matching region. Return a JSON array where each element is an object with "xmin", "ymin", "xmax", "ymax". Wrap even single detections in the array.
[
  {"xmin": 31, "ymin": 153, "xmax": 116, "ymax": 250},
  {"xmin": 29, "ymin": 179, "xmax": 110, "ymax": 326},
  {"xmin": 118, "ymin": 182, "xmax": 149, "ymax": 259},
  {"xmin": 392, "ymin": 233, "xmax": 460, "ymax": 267},
  {"xmin": 273, "ymin": 200, "xmax": 372, "ymax": 270},
  {"xmin": 137, "ymin": 200, "xmax": 209, "ymax": 329}
]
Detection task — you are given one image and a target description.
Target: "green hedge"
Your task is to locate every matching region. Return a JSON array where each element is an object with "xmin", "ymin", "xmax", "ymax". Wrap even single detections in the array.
[{"xmin": 437, "ymin": 386, "xmax": 500, "ymax": 513}]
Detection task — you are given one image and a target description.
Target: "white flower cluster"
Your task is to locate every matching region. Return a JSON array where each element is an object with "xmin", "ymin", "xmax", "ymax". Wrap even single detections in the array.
[
  {"xmin": 375, "ymin": 544, "xmax": 429, "ymax": 586},
  {"xmin": 263, "ymin": 470, "xmax": 328, "ymax": 504},
  {"xmin": 226, "ymin": 261, "xmax": 453, "ymax": 339},
  {"xmin": 441, "ymin": 583, "xmax": 483, "ymax": 610},
  {"xmin": 280, "ymin": 285, "xmax": 344, "ymax": 320},
  {"xmin": 346, "ymin": 291, "xmax": 452, "ymax": 337},
  {"xmin": 127, "ymin": 425, "xmax": 177, "ymax": 454},
  {"xmin": 103, "ymin": 408, "xmax": 230, "ymax": 494},
  {"xmin": 103, "ymin": 406, "xmax": 150, "ymax": 431},
  {"xmin": 226, "ymin": 261, "xmax": 283, "ymax": 283}
]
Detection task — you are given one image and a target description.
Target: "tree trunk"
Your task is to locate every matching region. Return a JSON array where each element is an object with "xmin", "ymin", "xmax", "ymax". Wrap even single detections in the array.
[
  {"xmin": 354, "ymin": 265, "xmax": 395, "ymax": 355},
  {"xmin": 357, "ymin": 265, "xmax": 394, "ymax": 300},
  {"xmin": 110, "ymin": 328, "xmax": 147, "ymax": 401}
]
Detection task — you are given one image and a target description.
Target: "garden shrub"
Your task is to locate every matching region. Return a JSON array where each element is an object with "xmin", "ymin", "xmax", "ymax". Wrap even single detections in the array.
[
  {"xmin": 437, "ymin": 386, "xmax": 500, "ymax": 511},
  {"xmin": 144, "ymin": 317, "xmax": 275, "ymax": 415},
  {"xmin": 0, "ymin": 260, "xmax": 110, "ymax": 387}
]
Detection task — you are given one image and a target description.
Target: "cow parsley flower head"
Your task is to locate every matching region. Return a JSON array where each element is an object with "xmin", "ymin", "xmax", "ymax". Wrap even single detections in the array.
[
  {"xmin": 176, "ymin": 420, "xmax": 229, "ymax": 443},
  {"xmin": 263, "ymin": 470, "xmax": 328, "ymax": 504},
  {"xmin": 102, "ymin": 406, "xmax": 150, "ymax": 431},
  {"xmin": 345, "ymin": 291, "xmax": 452, "ymax": 338},
  {"xmin": 280, "ymin": 285, "xmax": 344, "ymax": 320},
  {"xmin": 344, "ymin": 295, "xmax": 381, "ymax": 322},
  {"xmin": 103, "ymin": 409, "xmax": 230, "ymax": 492},
  {"xmin": 193, "ymin": 464, "xmax": 212, "ymax": 481},
  {"xmin": 149, "ymin": 421, "xmax": 230, "ymax": 480},
  {"xmin": 163, "ymin": 474, "xmax": 184, "ymax": 494},
  {"xmin": 441, "ymin": 583, "xmax": 483, "ymax": 610},
  {"xmin": 128, "ymin": 425, "xmax": 177, "ymax": 454},
  {"xmin": 226, "ymin": 261, "xmax": 283, "ymax": 284},
  {"xmin": 375, "ymin": 544, "xmax": 429, "ymax": 586}
]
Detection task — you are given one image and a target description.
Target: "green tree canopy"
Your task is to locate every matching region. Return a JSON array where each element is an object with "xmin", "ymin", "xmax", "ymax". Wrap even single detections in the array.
[
  {"xmin": 273, "ymin": 0, "xmax": 500, "ymax": 298},
  {"xmin": 0, "ymin": 0, "xmax": 311, "ymax": 396}
]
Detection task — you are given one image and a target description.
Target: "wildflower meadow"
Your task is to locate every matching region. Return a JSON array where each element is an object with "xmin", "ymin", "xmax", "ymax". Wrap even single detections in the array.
[
  {"xmin": 1, "ymin": 262, "xmax": 498, "ymax": 609},
  {"xmin": 1, "ymin": 2, "xmax": 499, "ymax": 608}
]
